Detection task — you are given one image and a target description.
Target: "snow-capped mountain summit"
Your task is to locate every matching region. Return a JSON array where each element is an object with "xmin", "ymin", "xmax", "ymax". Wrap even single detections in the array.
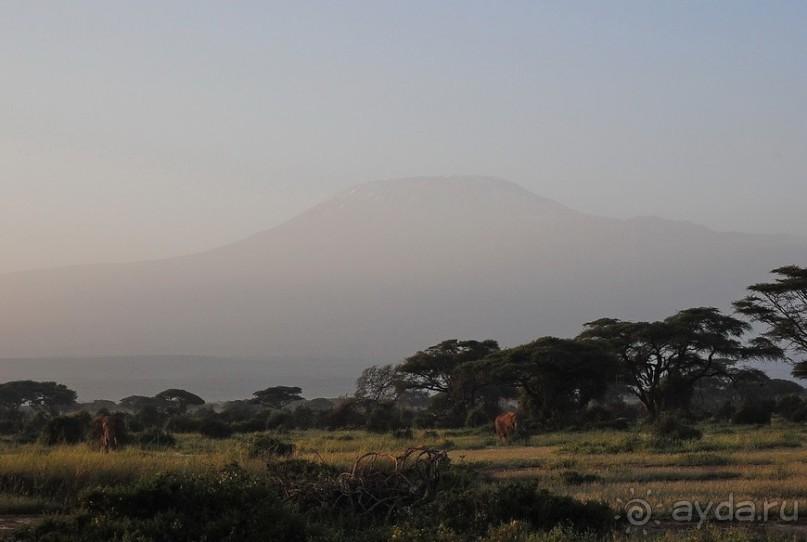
[{"xmin": 0, "ymin": 176, "xmax": 804, "ymax": 373}]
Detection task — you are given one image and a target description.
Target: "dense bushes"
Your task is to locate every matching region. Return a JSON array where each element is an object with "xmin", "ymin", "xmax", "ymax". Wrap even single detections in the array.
[
  {"xmin": 271, "ymin": 448, "xmax": 615, "ymax": 539},
  {"xmin": 732, "ymin": 399, "xmax": 776, "ymax": 425},
  {"xmin": 17, "ymin": 466, "xmax": 307, "ymax": 542},
  {"xmin": 245, "ymin": 434, "xmax": 295, "ymax": 458},
  {"xmin": 408, "ymin": 479, "xmax": 615, "ymax": 538},
  {"xmin": 465, "ymin": 404, "xmax": 499, "ymax": 427},
  {"xmin": 487, "ymin": 482, "xmax": 614, "ymax": 534},
  {"xmin": 776, "ymin": 395, "xmax": 807, "ymax": 422},
  {"xmin": 365, "ymin": 404, "xmax": 402, "ymax": 432},
  {"xmin": 197, "ymin": 416, "xmax": 234, "ymax": 439},
  {"xmin": 650, "ymin": 414, "xmax": 703, "ymax": 441},
  {"xmin": 40, "ymin": 412, "xmax": 90, "ymax": 446},
  {"xmin": 134, "ymin": 428, "xmax": 176, "ymax": 449},
  {"xmin": 141, "ymin": 403, "xmax": 336, "ymax": 436}
]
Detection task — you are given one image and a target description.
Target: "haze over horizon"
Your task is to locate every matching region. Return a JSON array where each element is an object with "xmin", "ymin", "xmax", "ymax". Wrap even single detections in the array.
[
  {"xmin": 1, "ymin": 174, "xmax": 805, "ymax": 400},
  {"xmin": 2, "ymin": 4, "xmax": 806, "ymax": 400},
  {"xmin": 2, "ymin": 2, "xmax": 807, "ymax": 274}
]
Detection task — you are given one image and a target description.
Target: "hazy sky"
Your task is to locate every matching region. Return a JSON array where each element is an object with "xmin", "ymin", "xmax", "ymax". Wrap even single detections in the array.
[{"xmin": 2, "ymin": 2, "xmax": 806, "ymax": 273}]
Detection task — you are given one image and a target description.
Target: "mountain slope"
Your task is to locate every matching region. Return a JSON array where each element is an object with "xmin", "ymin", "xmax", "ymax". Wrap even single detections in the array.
[{"xmin": 0, "ymin": 176, "xmax": 804, "ymax": 365}]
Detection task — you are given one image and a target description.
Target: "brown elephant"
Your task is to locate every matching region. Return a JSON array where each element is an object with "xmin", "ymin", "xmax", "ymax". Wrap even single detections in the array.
[
  {"xmin": 494, "ymin": 411, "xmax": 518, "ymax": 441},
  {"xmin": 93, "ymin": 411, "xmax": 125, "ymax": 452}
]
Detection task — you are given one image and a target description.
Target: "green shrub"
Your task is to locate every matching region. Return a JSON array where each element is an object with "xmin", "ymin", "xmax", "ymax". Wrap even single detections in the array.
[
  {"xmin": 0, "ymin": 419, "xmax": 21, "ymax": 435},
  {"xmin": 732, "ymin": 399, "xmax": 775, "ymax": 425},
  {"xmin": 266, "ymin": 410, "xmax": 294, "ymax": 430},
  {"xmin": 132, "ymin": 405, "xmax": 164, "ymax": 429},
  {"xmin": 712, "ymin": 400, "xmax": 736, "ymax": 422},
  {"xmin": 417, "ymin": 479, "xmax": 614, "ymax": 538},
  {"xmin": 165, "ymin": 414, "xmax": 199, "ymax": 433},
  {"xmin": 134, "ymin": 428, "xmax": 176, "ymax": 449},
  {"xmin": 583, "ymin": 404, "xmax": 612, "ymax": 423},
  {"xmin": 487, "ymin": 482, "xmax": 614, "ymax": 533},
  {"xmin": 40, "ymin": 412, "xmax": 90, "ymax": 446},
  {"xmin": 598, "ymin": 418, "xmax": 631, "ymax": 431},
  {"xmin": 21, "ymin": 413, "xmax": 49, "ymax": 435},
  {"xmin": 393, "ymin": 427, "xmax": 414, "ymax": 439},
  {"xmin": 291, "ymin": 405, "xmax": 318, "ymax": 429},
  {"xmin": 651, "ymin": 414, "xmax": 702, "ymax": 441},
  {"xmin": 246, "ymin": 433, "xmax": 295, "ymax": 458},
  {"xmin": 776, "ymin": 395, "xmax": 807, "ymax": 422},
  {"xmin": 231, "ymin": 417, "xmax": 268, "ymax": 433},
  {"xmin": 366, "ymin": 404, "xmax": 400, "ymax": 433},
  {"xmin": 17, "ymin": 466, "xmax": 308, "ymax": 542},
  {"xmin": 413, "ymin": 413, "xmax": 437, "ymax": 429},
  {"xmin": 465, "ymin": 405, "xmax": 497, "ymax": 428},
  {"xmin": 197, "ymin": 417, "xmax": 234, "ymax": 439},
  {"xmin": 266, "ymin": 458, "xmax": 341, "ymax": 482},
  {"xmin": 265, "ymin": 459, "xmax": 344, "ymax": 513}
]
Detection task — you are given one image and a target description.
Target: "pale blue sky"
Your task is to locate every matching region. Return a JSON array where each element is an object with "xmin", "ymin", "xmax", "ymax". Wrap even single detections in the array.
[{"xmin": 2, "ymin": 1, "xmax": 806, "ymax": 272}]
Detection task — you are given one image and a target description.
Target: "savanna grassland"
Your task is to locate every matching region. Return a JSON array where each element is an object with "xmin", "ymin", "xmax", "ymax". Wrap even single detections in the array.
[{"xmin": 2, "ymin": 421, "xmax": 806, "ymax": 541}]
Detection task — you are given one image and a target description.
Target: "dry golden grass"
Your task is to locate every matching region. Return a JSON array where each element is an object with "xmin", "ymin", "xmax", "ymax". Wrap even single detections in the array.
[
  {"xmin": 0, "ymin": 437, "xmax": 266, "ymax": 506},
  {"xmin": 437, "ymin": 423, "xmax": 807, "ymax": 521},
  {"xmin": 1, "ymin": 422, "xmax": 805, "ymax": 534}
]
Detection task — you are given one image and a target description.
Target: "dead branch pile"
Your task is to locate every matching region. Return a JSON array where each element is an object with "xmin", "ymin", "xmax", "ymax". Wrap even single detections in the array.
[{"xmin": 269, "ymin": 446, "xmax": 448, "ymax": 519}]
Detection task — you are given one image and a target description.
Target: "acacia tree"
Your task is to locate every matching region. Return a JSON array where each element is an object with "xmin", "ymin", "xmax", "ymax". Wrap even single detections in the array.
[
  {"xmin": 354, "ymin": 364, "xmax": 400, "ymax": 404},
  {"xmin": 119, "ymin": 395, "xmax": 165, "ymax": 412},
  {"xmin": 497, "ymin": 337, "xmax": 617, "ymax": 423},
  {"xmin": 0, "ymin": 380, "xmax": 77, "ymax": 418},
  {"xmin": 396, "ymin": 339, "xmax": 502, "ymax": 412},
  {"xmin": 252, "ymin": 386, "xmax": 304, "ymax": 410},
  {"xmin": 577, "ymin": 307, "xmax": 782, "ymax": 416},
  {"xmin": 155, "ymin": 389, "xmax": 205, "ymax": 414},
  {"xmin": 119, "ymin": 395, "xmax": 167, "ymax": 428},
  {"xmin": 734, "ymin": 265, "xmax": 807, "ymax": 379}
]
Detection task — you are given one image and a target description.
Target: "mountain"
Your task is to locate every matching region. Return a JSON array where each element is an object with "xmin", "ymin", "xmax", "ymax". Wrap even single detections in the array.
[{"xmin": 0, "ymin": 176, "xmax": 805, "ymax": 397}]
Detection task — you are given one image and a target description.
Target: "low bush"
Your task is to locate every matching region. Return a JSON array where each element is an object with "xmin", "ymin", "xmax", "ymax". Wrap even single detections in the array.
[
  {"xmin": 16, "ymin": 466, "xmax": 308, "ymax": 542},
  {"xmin": 197, "ymin": 416, "xmax": 234, "ymax": 439},
  {"xmin": 393, "ymin": 427, "xmax": 413, "ymax": 439},
  {"xmin": 266, "ymin": 458, "xmax": 341, "ymax": 483},
  {"xmin": 465, "ymin": 404, "xmax": 499, "ymax": 428},
  {"xmin": 412, "ymin": 413, "xmax": 437, "ymax": 429},
  {"xmin": 291, "ymin": 405, "xmax": 318, "ymax": 429},
  {"xmin": 40, "ymin": 413, "xmax": 90, "ymax": 446},
  {"xmin": 418, "ymin": 479, "xmax": 615, "ymax": 538},
  {"xmin": 231, "ymin": 417, "xmax": 268, "ymax": 433},
  {"xmin": 134, "ymin": 428, "xmax": 176, "ymax": 449},
  {"xmin": 246, "ymin": 433, "xmax": 295, "ymax": 458},
  {"xmin": 266, "ymin": 410, "xmax": 294, "ymax": 430},
  {"xmin": 0, "ymin": 420, "xmax": 21, "ymax": 435},
  {"xmin": 365, "ymin": 404, "xmax": 400, "ymax": 433},
  {"xmin": 651, "ymin": 414, "xmax": 702, "ymax": 441},
  {"xmin": 732, "ymin": 399, "xmax": 775, "ymax": 425},
  {"xmin": 165, "ymin": 414, "xmax": 199, "ymax": 433},
  {"xmin": 776, "ymin": 395, "xmax": 807, "ymax": 422}
]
